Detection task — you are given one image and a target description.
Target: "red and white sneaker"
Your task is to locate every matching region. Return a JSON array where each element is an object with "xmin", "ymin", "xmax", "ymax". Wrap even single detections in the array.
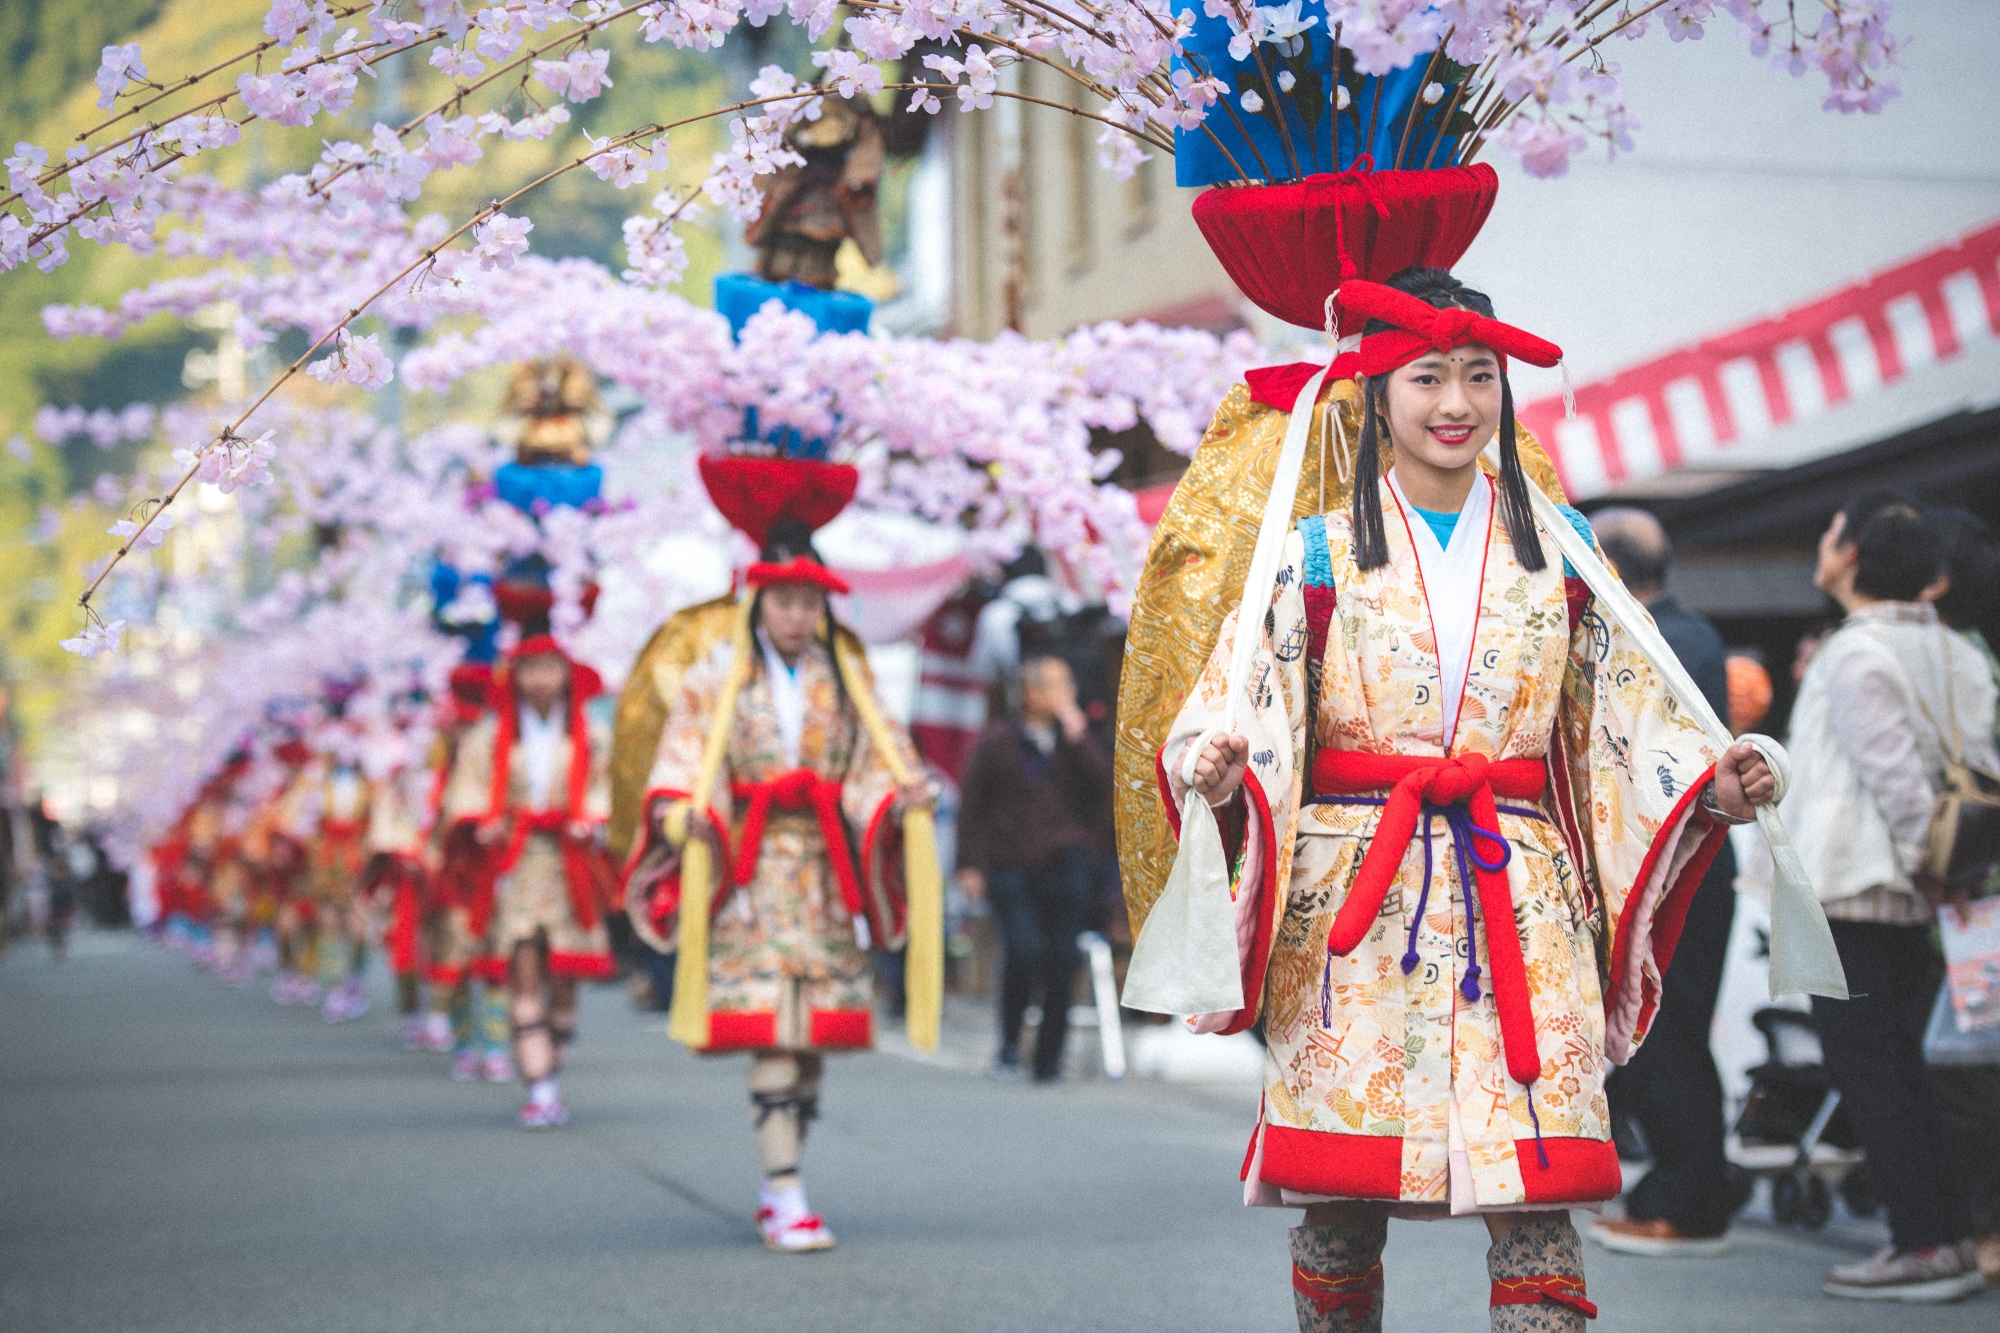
[
  {"xmin": 757, "ymin": 1183, "xmax": 836, "ymax": 1252},
  {"xmin": 517, "ymin": 1098, "xmax": 569, "ymax": 1129},
  {"xmin": 481, "ymin": 1051, "xmax": 515, "ymax": 1084}
]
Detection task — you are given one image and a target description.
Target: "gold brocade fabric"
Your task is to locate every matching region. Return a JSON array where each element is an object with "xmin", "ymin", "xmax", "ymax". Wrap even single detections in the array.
[
  {"xmin": 1113, "ymin": 378, "xmax": 1569, "ymax": 936},
  {"xmin": 607, "ymin": 596, "xmax": 739, "ymax": 859}
]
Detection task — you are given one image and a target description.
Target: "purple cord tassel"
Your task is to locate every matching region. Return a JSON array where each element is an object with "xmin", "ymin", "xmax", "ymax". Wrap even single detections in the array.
[
  {"xmin": 1525, "ymin": 1089, "xmax": 1550, "ymax": 1169},
  {"xmin": 1402, "ymin": 810, "xmax": 1436, "ymax": 975}
]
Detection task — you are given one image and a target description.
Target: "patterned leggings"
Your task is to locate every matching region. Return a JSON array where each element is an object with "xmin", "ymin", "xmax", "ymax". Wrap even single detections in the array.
[
  {"xmin": 749, "ymin": 1052, "xmax": 824, "ymax": 1188},
  {"xmin": 1289, "ymin": 1212, "xmax": 1593, "ymax": 1332}
]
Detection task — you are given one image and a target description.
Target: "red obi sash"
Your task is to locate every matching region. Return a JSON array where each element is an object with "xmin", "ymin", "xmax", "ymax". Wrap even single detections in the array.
[
  {"xmin": 729, "ymin": 769, "xmax": 864, "ymax": 919},
  {"xmin": 317, "ymin": 818, "xmax": 367, "ymax": 874},
  {"xmin": 1312, "ymin": 750, "xmax": 1547, "ymax": 1091},
  {"xmin": 486, "ymin": 810, "xmax": 607, "ymax": 937}
]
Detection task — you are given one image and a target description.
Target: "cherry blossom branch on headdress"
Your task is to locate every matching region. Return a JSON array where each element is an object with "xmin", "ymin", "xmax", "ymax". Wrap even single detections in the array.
[
  {"xmin": 3, "ymin": 1, "xmax": 1903, "ymax": 274},
  {"xmin": 16, "ymin": 0, "xmax": 1906, "ymax": 653}
]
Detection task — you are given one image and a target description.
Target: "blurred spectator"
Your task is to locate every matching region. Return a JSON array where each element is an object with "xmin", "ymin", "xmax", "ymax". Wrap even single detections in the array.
[
  {"xmin": 1787, "ymin": 491, "xmax": 1992, "ymax": 1301},
  {"xmin": 1725, "ymin": 654, "xmax": 1773, "ymax": 735},
  {"xmin": 955, "ymin": 652, "xmax": 1111, "ymax": 1082},
  {"xmin": 1925, "ymin": 507, "xmax": 2000, "ymax": 1284},
  {"xmin": 1587, "ymin": 508, "xmax": 1740, "ymax": 1256}
]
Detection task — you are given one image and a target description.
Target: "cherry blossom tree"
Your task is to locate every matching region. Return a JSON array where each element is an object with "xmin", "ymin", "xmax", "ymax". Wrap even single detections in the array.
[{"xmin": 0, "ymin": 0, "xmax": 1900, "ymax": 647}]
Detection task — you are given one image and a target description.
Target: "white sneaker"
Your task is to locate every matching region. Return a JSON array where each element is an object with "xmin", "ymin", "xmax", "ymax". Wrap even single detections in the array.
[
  {"xmin": 756, "ymin": 1182, "xmax": 836, "ymax": 1252},
  {"xmin": 420, "ymin": 1012, "xmax": 455, "ymax": 1052},
  {"xmin": 1824, "ymin": 1244, "xmax": 1987, "ymax": 1303},
  {"xmin": 321, "ymin": 979, "xmax": 369, "ymax": 1024}
]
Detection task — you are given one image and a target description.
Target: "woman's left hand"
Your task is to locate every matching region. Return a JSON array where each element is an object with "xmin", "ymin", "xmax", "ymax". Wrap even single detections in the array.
[{"xmin": 1712, "ymin": 741, "xmax": 1776, "ymax": 821}]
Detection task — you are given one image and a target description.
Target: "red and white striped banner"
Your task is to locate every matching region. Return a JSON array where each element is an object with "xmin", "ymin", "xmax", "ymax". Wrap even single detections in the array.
[{"xmin": 1518, "ymin": 217, "xmax": 2000, "ymax": 497}]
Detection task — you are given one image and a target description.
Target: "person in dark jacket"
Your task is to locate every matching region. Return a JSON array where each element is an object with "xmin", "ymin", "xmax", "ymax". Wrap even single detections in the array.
[
  {"xmin": 956, "ymin": 652, "xmax": 1112, "ymax": 1081},
  {"xmin": 1587, "ymin": 507, "xmax": 1741, "ymax": 1256}
]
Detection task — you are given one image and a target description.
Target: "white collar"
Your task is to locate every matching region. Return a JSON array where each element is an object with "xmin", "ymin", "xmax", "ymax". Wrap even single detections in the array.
[
  {"xmin": 758, "ymin": 629, "xmax": 807, "ymax": 768},
  {"xmin": 517, "ymin": 703, "xmax": 564, "ymax": 810},
  {"xmin": 1387, "ymin": 470, "xmax": 1492, "ymax": 751}
]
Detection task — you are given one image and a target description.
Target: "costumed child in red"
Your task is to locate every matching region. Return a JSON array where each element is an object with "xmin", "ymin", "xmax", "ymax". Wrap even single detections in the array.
[
  {"xmin": 255, "ymin": 739, "xmax": 320, "ymax": 1006},
  {"xmin": 625, "ymin": 456, "xmax": 936, "ymax": 1252},
  {"xmin": 440, "ymin": 636, "xmax": 617, "ymax": 1127},
  {"xmin": 311, "ymin": 747, "xmax": 376, "ymax": 1024}
]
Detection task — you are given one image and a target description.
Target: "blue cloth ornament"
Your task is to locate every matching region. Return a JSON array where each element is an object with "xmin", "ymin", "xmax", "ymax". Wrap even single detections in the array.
[
  {"xmin": 494, "ymin": 461, "xmax": 603, "ymax": 514},
  {"xmin": 1173, "ymin": 3, "xmax": 1469, "ymax": 187},
  {"xmin": 714, "ymin": 273, "xmax": 873, "ymax": 339}
]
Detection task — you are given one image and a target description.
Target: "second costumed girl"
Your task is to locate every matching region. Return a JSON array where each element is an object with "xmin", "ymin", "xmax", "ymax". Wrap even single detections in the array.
[{"xmin": 624, "ymin": 455, "xmax": 939, "ymax": 1252}]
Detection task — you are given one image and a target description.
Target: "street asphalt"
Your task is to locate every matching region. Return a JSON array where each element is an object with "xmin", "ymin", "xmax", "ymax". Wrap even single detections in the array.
[{"xmin": 1, "ymin": 930, "xmax": 1990, "ymax": 1332}]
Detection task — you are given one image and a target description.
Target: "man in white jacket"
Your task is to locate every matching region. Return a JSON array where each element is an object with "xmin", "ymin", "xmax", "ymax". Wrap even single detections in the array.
[{"xmin": 1785, "ymin": 491, "xmax": 1995, "ymax": 1303}]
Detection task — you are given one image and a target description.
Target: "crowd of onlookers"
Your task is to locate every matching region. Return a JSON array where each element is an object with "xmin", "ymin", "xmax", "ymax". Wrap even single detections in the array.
[
  {"xmin": 0, "ymin": 803, "xmax": 127, "ymax": 961},
  {"xmin": 1587, "ymin": 494, "xmax": 2000, "ymax": 1299}
]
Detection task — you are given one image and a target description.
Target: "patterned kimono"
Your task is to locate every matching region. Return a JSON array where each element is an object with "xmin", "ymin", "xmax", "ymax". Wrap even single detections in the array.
[
  {"xmin": 441, "ymin": 702, "xmax": 616, "ymax": 980},
  {"xmin": 365, "ymin": 761, "xmax": 435, "ymax": 985},
  {"xmin": 246, "ymin": 770, "xmax": 315, "ymax": 925},
  {"xmin": 306, "ymin": 765, "xmax": 372, "ymax": 915},
  {"xmin": 639, "ymin": 635, "xmax": 911, "ymax": 1054},
  {"xmin": 1162, "ymin": 472, "xmax": 1729, "ymax": 1215}
]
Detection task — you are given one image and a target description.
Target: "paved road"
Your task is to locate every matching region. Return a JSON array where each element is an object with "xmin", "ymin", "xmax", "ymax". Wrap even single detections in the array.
[{"xmin": 1, "ymin": 931, "xmax": 1990, "ymax": 1332}]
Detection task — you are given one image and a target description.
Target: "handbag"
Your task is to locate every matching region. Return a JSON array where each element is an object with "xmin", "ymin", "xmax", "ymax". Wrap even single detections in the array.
[{"xmin": 1914, "ymin": 628, "xmax": 2000, "ymax": 886}]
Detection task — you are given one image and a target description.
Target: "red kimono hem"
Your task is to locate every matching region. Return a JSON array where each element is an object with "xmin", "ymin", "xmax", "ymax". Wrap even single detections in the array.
[
  {"xmin": 547, "ymin": 950, "xmax": 617, "ymax": 981},
  {"xmin": 1257, "ymin": 1124, "xmax": 1622, "ymax": 1204}
]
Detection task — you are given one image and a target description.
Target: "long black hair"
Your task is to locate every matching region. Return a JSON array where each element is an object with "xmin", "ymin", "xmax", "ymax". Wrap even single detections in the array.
[
  {"xmin": 750, "ymin": 517, "xmax": 855, "ymax": 755},
  {"xmin": 1350, "ymin": 267, "xmax": 1546, "ymax": 573}
]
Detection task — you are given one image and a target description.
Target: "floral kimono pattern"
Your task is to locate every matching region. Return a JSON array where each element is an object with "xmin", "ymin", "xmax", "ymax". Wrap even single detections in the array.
[
  {"xmin": 1161, "ymin": 476, "xmax": 1728, "ymax": 1215},
  {"xmin": 440, "ymin": 705, "xmax": 616, "ymax": 980},
  {"xmin": 306, "ymin": 766, "xmax": 373, "ymax": 911},
  {"xmin": 636, "ymin": 636, "xmax": 910, "ymax": 1054}
]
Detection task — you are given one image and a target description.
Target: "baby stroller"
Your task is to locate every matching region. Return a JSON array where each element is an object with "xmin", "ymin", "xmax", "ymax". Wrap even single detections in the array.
[{"xmin": 1724, "ymin": 1007, "xmax": 1875, "ymax": 1229}]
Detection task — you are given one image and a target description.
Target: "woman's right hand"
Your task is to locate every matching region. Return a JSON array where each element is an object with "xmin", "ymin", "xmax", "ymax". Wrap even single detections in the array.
[{"xmin": 1190, "ymin": 733, "xmax": 1249, "ymax": 808}]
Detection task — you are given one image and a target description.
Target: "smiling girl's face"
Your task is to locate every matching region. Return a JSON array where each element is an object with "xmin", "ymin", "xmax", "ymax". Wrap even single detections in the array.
[{"xmin": 1375, "ymin": 345, "xmax": 1502, "ymax": 489}]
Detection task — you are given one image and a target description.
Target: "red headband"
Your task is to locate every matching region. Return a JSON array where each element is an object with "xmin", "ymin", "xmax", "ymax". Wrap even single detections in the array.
[
  {"xmin": 746, "ymin": 557, "xmax": 850, "ymax": 595},
  {"xmin": 1338, "ymin": 279, "xmax": 1563, "ymax": 377},
  {"xmin": 510, "ymin": 633, "xmax": 568, "ymax": 661},
  {"xmin": 501, "ymin": 634, "xmax": 603, "ymax": 699}
]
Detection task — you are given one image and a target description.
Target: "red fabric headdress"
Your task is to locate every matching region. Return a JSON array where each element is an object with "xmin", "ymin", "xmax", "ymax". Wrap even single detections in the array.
[
  {"xmin": 746, "ymin": 556, "xmax": 850, "ymax": 595},
  {"xmin": 493, "ymin": 581, "xmax": 600, "ymax": 628},
  {"xmin": 1337, "ymin": 278, "xmax": 1563, "ymax": 375},
  {"xmin": 1192, "ymin": 163, "xmax": 1499, "ymax": 334},
  {"xmin": 698, "ymin": 455, "xmax": 857, "ymax": 545},
  {"xmin": 699, "ymin": 453, "xmax": 857, "ymax": 594}
]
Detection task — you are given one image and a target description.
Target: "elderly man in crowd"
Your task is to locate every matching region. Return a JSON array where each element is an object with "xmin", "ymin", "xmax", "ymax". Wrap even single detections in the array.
[{"xmin": 1586, "ymin": 508, "xmax": 1741, "ymax": 1259}]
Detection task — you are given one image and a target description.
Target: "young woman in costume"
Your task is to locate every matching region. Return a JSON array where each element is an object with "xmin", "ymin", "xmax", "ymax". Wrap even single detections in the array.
[
  {"xmin": 627, "ymin": 459, "xmax": 932, "ymax": 1253},
  {"xmin": 1160, "ymin": 269, "xmax": 1778, "ymax": 1332},
  {"xmin": 441, "ymin": 636, "xmax": 617, "ymax": 1127}
]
